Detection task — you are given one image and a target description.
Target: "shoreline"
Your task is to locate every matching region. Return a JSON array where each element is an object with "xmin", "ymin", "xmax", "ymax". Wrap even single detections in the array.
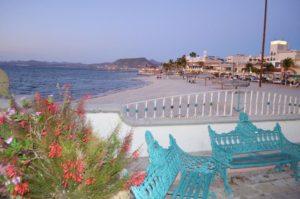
[
  {"xmin": 85, "ymin": 75, "xmax": 300, "ymax": 112},
  {"xmin": 1, "ymin": 75, "xmax": 300, "ymax": 111}
]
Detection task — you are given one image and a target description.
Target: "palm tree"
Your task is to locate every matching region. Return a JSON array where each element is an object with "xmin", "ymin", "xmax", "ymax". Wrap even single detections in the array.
[
  {"xmin": 180, "ymin": 55, "xmax": 187, "ymax": 68},
  {"xmin": 263, "ymin": 63, "xmax": 274, "ymax": 74},
  {"xmin": 189, "ymin": 52, "xmax": 197, "ymax": 58},
  {"xmin": 243, "ymin": 62, "xmax": 254, "ymax": 73},
  {"xmin": 282, "ymin": 57, "xmax": 295, "ymax": 85}
]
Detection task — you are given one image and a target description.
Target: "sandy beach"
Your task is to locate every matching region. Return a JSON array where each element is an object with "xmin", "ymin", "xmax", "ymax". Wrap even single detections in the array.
[
  {"xmin": 1, "ymin": 75, "xmax": 299, "ymax": 112},
  {"xmin": 85, "ymin": 75, "xmax": 300, "ymax": 112}
]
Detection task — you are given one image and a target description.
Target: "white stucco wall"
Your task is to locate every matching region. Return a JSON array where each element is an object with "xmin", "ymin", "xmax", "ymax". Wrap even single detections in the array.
[{"xmin": 86, "ymin": 113, "xmax": 300, "ymax": 157}]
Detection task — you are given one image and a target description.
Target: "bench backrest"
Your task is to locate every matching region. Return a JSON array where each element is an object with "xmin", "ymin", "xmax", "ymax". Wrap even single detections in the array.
[
  {"xmin": 131, "ymin": 131, "xmax": 180, "ymax": 199},
  {"xmin": 209, "ymin": 112, "xmax": 285, "ymax": 154}
]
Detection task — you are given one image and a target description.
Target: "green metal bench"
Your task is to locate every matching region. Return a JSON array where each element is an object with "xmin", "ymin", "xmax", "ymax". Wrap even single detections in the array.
[
  {"xmin": 131, "ymin": 131, "xmax": 216, "ymax": 199},
  {"xmin": 208, "ymin": 112, "xmax": 300, "ymax": 196}
]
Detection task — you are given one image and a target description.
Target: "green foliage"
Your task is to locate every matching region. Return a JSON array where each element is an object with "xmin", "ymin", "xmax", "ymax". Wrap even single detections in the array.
[
  {"xmin": 189, "ymin": 52, "xmax": 197, "ymax": 58},
  {"xmin": 281, "ymin": 57, "xmax": 294, "ymax": 71},
  {"xmin": 263, "ymin": 63, "xmax": 274, "ymax": 73},
  {"xmin": 243, "ymin": 62, "xmax": 253, "ymax": 73},
  {"xmin": 0, "ymin": 92, "xmax": 134, "ymax": 198}
]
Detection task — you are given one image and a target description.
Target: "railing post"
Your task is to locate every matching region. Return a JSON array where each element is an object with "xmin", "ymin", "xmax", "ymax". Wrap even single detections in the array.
[
  {"xmin": 144, "ymin": 101, "xmax": 148, "ymax": 119},
  {"xmin": 249, "ymin": 90, "xmax": 253, "ymax": 115},
  {"xmin": 154, "ymin": 99, "xmax": 157, "ymax": 119},
  {"xmin": 179, "ymin": 95, "xmax": 182, "ymax": 118},
  {"xmin": 283, "ymin": 95, "xmax": 287, "ymax": 115},
  {"xmin": 288, "ymin": 96, "xmax": 292, "ymax": 114},
  {"xmin": 255, "ymin": 91, "xmax": 259, "ymax": 115},
  {"xmin": 243, "ymin": 91, "xmax": 247, "ymax": 113},
  {"xmin": 223, "ymin": 91, "xmax": 228, "ymax": 116},
  {"xmin": 261, "ymin": 92, "xmax": 265, "ymax": 115},
  {"xmin": 194, "ymin": 94, "xmax": 198, "ymax": 117},
  {"xmin": 272, "ymin": 93, "xmax": 276, "ymax": 115},
  {"xmin": 293, "ymin": 97, "xmax": 297, "ymax": 114},
  {"xmin": 135, "ymin": 103, "xmax": 138, "ymax": 119},
  {"xmin": 277, "ymin": 94, "xmax": 282, "ymax": 115},
  {"xmin": 230, "ymin": 91, "xmax": 234, "ymax": 116},
  {"xmin": 266, "ymin": 92, "xmax": 271, "ymax": 115},
  {"xmin": 202, "ymin": 93, "xmax": 206, "ymax": 117},
  {"xmin": 126, "ymin": 104, "xmax": 129, "ymax": 117},
  {"xmin": 209, "ymin": 92, "xmax": 213, "ymax": 117},
  {"xmin": 171, "ymin": 97, "xmax": 174, "ymax": 118},
  {"xmin": 187, "ymin": 95, "xmax": 190, "ymax": 118},
  {"xmin": 216, "ymin": 91, "xmax": 220, "ymax": 116}
]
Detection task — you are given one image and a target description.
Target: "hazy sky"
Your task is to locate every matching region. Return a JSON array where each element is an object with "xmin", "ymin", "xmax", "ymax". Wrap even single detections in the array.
[{"xmin": 1, "ymin": 0, "xmax": 300, "ymax": 63}]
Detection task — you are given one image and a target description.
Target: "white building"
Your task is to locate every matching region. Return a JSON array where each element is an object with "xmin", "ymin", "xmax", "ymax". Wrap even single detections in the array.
[{"xmin": 227, "ymin": 40, "xmax": 300, "ymax": 74}]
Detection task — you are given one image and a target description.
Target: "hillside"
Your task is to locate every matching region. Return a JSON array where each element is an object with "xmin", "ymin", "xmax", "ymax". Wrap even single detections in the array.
[{"xmin": 0, "ymin": 57, "xmax": 161, "ymax": 71}]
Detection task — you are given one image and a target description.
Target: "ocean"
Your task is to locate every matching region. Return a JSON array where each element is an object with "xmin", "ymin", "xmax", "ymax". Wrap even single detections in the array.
[{"xmin": 0, "ymin": 65, "xmax": 145, "ymax": 100}]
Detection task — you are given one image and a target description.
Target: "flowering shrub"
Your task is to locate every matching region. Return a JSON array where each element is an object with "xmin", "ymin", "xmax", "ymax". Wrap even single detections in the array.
[{"xmin": 0, "ymin": 91, "xmax": 135, "ymax": 198}]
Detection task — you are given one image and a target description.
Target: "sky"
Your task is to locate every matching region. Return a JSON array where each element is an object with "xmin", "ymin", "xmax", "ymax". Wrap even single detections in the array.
[{"xmin": 0, "ymin": 0, "xmax": 300, "ymax": 63}]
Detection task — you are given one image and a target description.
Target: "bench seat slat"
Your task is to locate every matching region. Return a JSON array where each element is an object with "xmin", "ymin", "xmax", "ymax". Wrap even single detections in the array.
[{"xmin": 230, "ymin": 152, "xmax": 296, "ymax": 168}]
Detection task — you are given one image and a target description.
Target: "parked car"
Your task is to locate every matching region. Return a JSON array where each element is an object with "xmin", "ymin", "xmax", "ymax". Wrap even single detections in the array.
[
  {"xmin": 250, "ymin": 76, "xmax": 259, "ymax": 82},
  {"xmin": 272, "ymin": 78, "xmax": 282, "ymax": 84}
]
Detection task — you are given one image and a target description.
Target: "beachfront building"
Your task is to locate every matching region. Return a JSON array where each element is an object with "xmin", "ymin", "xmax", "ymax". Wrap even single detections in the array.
[
  {"xmin": 185, "ymin": 51, "xmax": 226, "ymax": 74},
  {"xmin": 227, "ymin": 40, "xmax": 300, "ymax": 76}
]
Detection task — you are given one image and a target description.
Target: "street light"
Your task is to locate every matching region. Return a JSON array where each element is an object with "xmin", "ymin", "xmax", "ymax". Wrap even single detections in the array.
[{"xmin": 259, "ymin": 0, "xmax": 268, "ymax": 87}]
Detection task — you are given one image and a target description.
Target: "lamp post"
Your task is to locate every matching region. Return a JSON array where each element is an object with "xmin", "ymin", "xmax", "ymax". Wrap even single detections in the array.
[{"xmin": 259, "ymin": 0, "xmax": 268, "ymax": 87}]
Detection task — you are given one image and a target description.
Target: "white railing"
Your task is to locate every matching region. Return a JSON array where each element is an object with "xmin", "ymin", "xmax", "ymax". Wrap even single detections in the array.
[{"xmin": 122, "ymin": 89, "xmax": 300, "ymax": 122}]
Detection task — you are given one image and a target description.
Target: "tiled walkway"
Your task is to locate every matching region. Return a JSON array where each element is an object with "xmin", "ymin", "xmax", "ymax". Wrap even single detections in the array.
[
  {"xmin": 210, "ymin": 167, "xmax": 300, "ymax": 199},
  {"xmin": 130, "ymin": 159, "xmax": 300, "ymax": 199}
]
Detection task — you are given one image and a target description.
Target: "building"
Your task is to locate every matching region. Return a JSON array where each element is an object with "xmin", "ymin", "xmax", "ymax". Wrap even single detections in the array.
[
  {"xmin": 186, "ymin": 51, "xmax": 225, "ymax": 73},
  {"xmin": 227, "ymin": 40, "xmax": 300, "ymax": 75}
]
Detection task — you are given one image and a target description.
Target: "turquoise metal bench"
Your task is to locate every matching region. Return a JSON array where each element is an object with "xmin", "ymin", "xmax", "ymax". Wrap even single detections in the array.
[
  {"xmin": 131, "ymin": 131, "xmax": 216, "ymax": 199},
  {"xmin": 208, "ymin": 112, "xmax": 300, "ymax": 196}
]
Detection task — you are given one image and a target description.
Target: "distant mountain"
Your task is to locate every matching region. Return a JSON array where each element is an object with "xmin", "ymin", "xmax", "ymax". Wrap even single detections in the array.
[
  {"xmin": 104, "ymin": 57, "xmax": 159, "ymax": 70},
  {"xmin": 0, "ymin": 60, "xmax": 86, "ymax": 68},
  {"xmin": 149, "ymin": 59, "xmax": 161, "ymax": 66},
  {"xmin": 0, "ymin": 57, "xmax": 161, "ymax": 71}
]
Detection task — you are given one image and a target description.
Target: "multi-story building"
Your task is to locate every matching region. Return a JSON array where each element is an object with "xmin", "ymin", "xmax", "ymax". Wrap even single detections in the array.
[
  {"xmin": 227, "ymin": 40, "xmax": 300, "ymax": 75},
  {"xmin": 186, "ymin": 51, "xmax": 225, "ymax": 73}
]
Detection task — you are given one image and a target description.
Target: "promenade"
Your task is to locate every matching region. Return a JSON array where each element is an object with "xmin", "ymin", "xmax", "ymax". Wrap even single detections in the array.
[{"xmin": 86, "ymin": 76, "xmax": 300, "ymax": 112}]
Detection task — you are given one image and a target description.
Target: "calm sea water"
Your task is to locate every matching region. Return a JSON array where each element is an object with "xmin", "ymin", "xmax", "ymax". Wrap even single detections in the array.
[{"xmin": 0, "ymin": 65, "xmax": 144, "ymax": 100}]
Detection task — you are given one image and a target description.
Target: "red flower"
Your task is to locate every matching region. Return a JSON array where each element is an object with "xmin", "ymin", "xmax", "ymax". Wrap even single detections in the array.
[
  {"xmin": 125, "ymin": 172, "xmax": 146, "ymax": 189},
  {"xmin": 46, "ymin": 101, "xmax": 60, "ymax": 113},
  {"xmin": 82, "ymin": 135, "xmax": 89, "ymax": 143},
  {"xmin": 6, "ymin": 165, "xmax": 17, "ymax": 178},
  {"xmin": 130, "ymin": 172, "xmax": 146, "ymax": 186},
  {"xmin": 55, "ymin": 128, "xmax": 61, "ymax": 136},
  {"xmin": 49, "ymin": 142, "xmax": 62, "ymax": 158},
  {"xmin": 13, "ymin": 182, "xmax": 29, "ymax": 196},
  {"xmin": 68, "ymin": 133, "xmax": 76, "ymax": 140},
  {"xmin": 69, "ymin": 122, "xmax": 75, "ymax": 129},
  {"xmin": 19, "ymin": 120, "xmax": 26, "ymax": 128},
  {"xmin": 85, "ymin": 177, "xmax": 96, "ymax": 186},
  {"xmin": 132, "ymin": 150, "xmax": 139, "ymax": 160},
  {"xmin": 0, "ymin": 115, "xmax": 5, "ymax": 125},
  {"xmin": 62, "ymin": 160, "xmax": 85, "ymax": 188}
]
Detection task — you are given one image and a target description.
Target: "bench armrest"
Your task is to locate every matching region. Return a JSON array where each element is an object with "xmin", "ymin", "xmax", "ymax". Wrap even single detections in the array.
[
  {"xmin": 282, "ymin": 140, "xmax": 300, "ymax": 159},
  {"xmin": 212, "ymin": 145, "xmax": 232, "ymax": 166}
]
